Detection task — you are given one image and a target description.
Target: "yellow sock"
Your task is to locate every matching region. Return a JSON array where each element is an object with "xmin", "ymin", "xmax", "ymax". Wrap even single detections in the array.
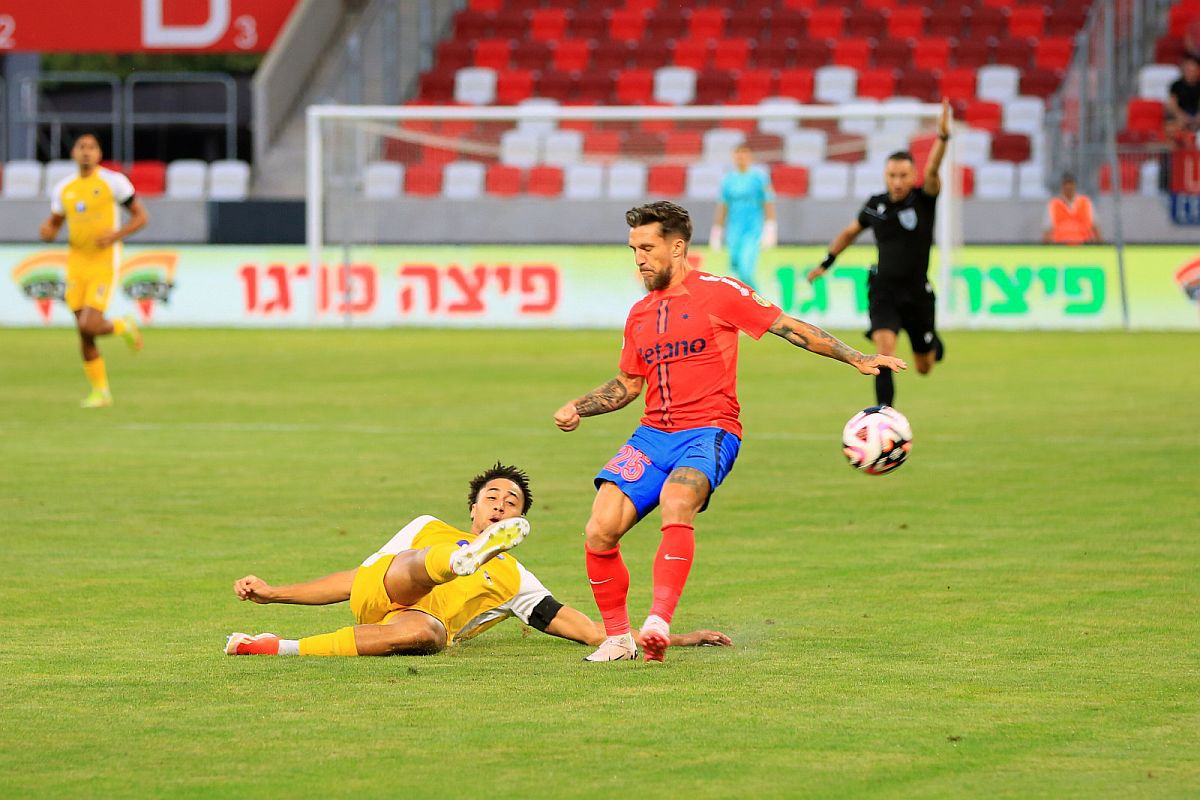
[
  {"xmin": 424, "ymin": 542, "xmax": 461, "ymax": 584},
  {"xmin": 298, "ymin": 626, "xmax": 359, "ymax": 656},
  {"xmin": 112, "ymin": 318, "xmax": 127, "ymax": 336},
  {"xmin": 83, "ymin": 358, "xmax": 109, "ymax": 392}
]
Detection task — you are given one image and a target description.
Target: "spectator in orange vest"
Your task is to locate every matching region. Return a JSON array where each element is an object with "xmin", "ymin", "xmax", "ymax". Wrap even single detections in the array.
[{"xmin": 1043, "ymin": 173, "xmax": 1101, "ymax": 244}]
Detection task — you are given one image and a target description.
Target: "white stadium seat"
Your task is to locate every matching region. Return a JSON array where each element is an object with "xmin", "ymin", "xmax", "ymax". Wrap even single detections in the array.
[
  {"xmin": 653, "ymin": 67, "xmax": 697, "ymax": 105},
  {"xmin": 1017, "ymin": 162, "xmax": 1050, "ymax": 199},
  {"xmin": 44, "ymin": 160, "xmax": 77, "ymax": 195},
  {"xmin": 783, "ymin": 129, "xmax": 827, "ymax": 166},
  {"xmin": 974, "ymin": 162, "xmax": 1016, "ymax": 199},
  {"xmin": 809, "ymin": 162, "xmax": 851, "ymax": 200},
  {"xmin": 757, "ymin": 97, "xmax": 802, "ymax": 136},
  {"xmin": 454, "ymin": 67, "xmax": 497, "ymax": 105},
  {"xmin": 685, "ymin": 163, "xmax": 725, "ymax": 200},
  {"xmin": 208, "ymin": 160, "xmax": 250, "ymax": 200},
  {"xmin": 1138, "ymin": 64, "xmax": 1182, "ymax": 102},
  {"xmin": 1002, "ymin": 96, "xmax": 1046, "ymax": 136},
  {"xmin": 541, "ymin": 130, "xmax": 584, "ymax": 166},
  {"xmin": 1139, "ymin": 158, "xmax": 1161, "ymax": 196},
  {"xmin": 606, "ymin": 161, "xmax": 647, "ymax": 200},
  {"xmin": 701, "ymin": 128, "xmax": 745, "ymax": 164},
  {"xmin": 840, "ymin": 100, "xmax": 881, "ymax": 136},
  {"xmin": 865, "ymin": 131, "xmax": 909, "ymax": 165},
  {"xmin": 563, "ymin": 163, "xmax": 604, "ymax": 200},
  {"xmin": 956, "ymin": 129, "xmax": 993, "ymax": 169},
  {"xmin": 515, "ymin": 97, "xmax": 559, "ymax": 135},
  {"xmin": 165, "ymin": 159, "xmax": 207, "ymax": 199},
  {"xmin": 442, "ymin": 161, "xmax": 486, "ymax": 200},
  {"xmin": 976, "ymin": 65, "xmax": 1021, "ymax": 103},
  {"xmin": 363, "ymin": 161, "xmax": 404, "ymax": 199},
  {"xmin": 814, "ymin": 66, "xmax": 857, "ymax": 104},
  {"xmin": 852, "ymin": 161, "xmax": 883, "ymax": 197},
  {"xmin": 880, "ymin": 98, "xmax": 924, "ymax": 138},
  {"xmin": 499, "ymin": 129, "xmax": 541, "ymax": 167},
  {"xmin": 2, "ymin": 160, "xmax": 43, "ymax": 198}
]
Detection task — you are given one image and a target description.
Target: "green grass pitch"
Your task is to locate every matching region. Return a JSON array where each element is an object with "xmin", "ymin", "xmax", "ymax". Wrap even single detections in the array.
[{"xmin": 1, "ymin": 327, "xmax": 1196, "ymax": 798}]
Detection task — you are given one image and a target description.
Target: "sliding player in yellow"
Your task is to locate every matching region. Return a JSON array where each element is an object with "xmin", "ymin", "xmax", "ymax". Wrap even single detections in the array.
[
  {"xmin": 226, "ymin": 463, "xmax": 731, "ymax": 657},
  {"xmin": 39, "ymin": 133, "xmax": 149, "ymax": 408}
]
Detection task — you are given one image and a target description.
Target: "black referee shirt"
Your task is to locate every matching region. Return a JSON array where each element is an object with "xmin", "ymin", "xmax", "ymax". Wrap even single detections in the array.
[{"xmin": 857, "ymin": 188, "xmax": 938, "ymax": 285}]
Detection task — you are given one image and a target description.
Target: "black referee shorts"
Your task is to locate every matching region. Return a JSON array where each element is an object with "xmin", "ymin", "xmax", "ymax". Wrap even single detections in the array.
[{"xmin": 864, "ymin": 275, "xmax": 938, "ymax": 354}]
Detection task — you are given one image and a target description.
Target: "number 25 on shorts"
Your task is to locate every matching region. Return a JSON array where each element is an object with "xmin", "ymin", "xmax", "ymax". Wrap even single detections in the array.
[{"xmin": 603, "ymin": 445, "xmax": 652, "ymax": 481}]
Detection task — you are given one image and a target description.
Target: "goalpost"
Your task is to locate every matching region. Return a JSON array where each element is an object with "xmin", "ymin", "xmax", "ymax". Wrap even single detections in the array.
[{"xmin": 305, "ymin": 102, "xmax": 958, "ymax": 326}]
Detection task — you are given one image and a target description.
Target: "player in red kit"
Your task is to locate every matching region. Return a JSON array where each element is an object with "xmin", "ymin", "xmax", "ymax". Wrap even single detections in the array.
[{"xmin": 554, "ymin": 201, "xmax": 907, "ymax": 663}]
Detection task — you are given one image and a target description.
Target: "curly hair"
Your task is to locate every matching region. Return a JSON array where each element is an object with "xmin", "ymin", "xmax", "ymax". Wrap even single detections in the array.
[
  {"xmin": 625, "ymin": 200, "xmax": 693, "ymax": 242},
  {"xmin": 467, "ymin": 462, "xmax": 533, "ymax": 515}
]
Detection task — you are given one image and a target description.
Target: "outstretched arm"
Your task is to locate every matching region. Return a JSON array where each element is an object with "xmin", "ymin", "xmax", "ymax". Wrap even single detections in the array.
[
  {"xmin": 807, "ymin": 220, "xmax": 865, "ymax": 283},
  {"xmin": 768, "ymin": 313, "xmax": 907, "ymax": 376},
  {"xmin": 233, "ymin": 570, "xmax": 356, "ymax": 606},
  {"xmin": 924, "ymin": 98, "xmax": 952, "ymax": 196},
  {"xmin": 554, "ymin": 370, "xmax": 644, "ymax": 432},
  {"xmin": 542, "ymin": 604, "xmax": 731, "ymax": 648}
]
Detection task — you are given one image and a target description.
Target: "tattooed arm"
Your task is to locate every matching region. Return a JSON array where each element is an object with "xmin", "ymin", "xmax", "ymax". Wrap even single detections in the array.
[
  {"xmin": 768, "ymin": 314, "xmax": 908, "ymax": 376},
  {"xmin": 554, "ymin": 371, "xmax": 644, "ymax": 432}
]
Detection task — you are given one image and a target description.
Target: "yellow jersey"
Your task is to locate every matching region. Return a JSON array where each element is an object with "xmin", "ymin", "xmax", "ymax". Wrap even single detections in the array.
[{"xmin": 50, "ymin": 167, "xmax": 135, "ymax": 265}]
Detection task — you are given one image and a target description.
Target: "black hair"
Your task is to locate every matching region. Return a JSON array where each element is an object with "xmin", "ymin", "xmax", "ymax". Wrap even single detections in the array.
[
  {"xmin": 886, "ymin": 150, "xmax": 915, "ymax": 164},
  {"xmin": 625, "ymin": 200, "xmax": 693, "ymax": 242},
  {"xmin": 467, "ymin": 462, "xmax": 533, "ymax": 515},
  {"xmin": 1061, "ymin": 172, "xmax": 1077, "ymax": 183}
]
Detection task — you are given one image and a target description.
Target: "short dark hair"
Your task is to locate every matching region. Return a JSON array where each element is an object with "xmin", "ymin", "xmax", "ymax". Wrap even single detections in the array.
[
  {"xmin": 74, "ymin": 132, "xmax": 102, "ymax": 148},
  {"xmin": 625, "ymin": 201, "xmax": 693, "ymax": 242},
  {"xmin": 467, "ymin": 462, "xmax": 533, "ymax": 515},
  {"xmin": 886, "ymin": 150, "xmax": 914, "ymax": 164},
  {"xmin": 1061, "ymin": 172, "xmax": 1076, "ymax": 183}
]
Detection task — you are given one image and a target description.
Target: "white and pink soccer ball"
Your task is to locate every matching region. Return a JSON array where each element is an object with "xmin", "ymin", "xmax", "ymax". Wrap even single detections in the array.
[{"xmin": 842, "ymin": 406, "xmax": 913, "ymax": 475}]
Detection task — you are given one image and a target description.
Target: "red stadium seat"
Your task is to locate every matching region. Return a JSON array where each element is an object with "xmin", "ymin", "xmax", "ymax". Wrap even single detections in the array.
[
  {"xmin": 939, "ymin": 68, "xmax": 978, "ymax": 103},
  {"xmin": 845, "ymin": 8, "xmax": 886, "ymax": 39},
  {"xmin": 1007, "ymin": 6, "xmax": 1045, "ymax": 39},
  {"xmin": 873, "ymin": 39, "xmax": 913, "ymax": 71},
  {"xmin": 781, "ymin": 0, "xmax": 819, "ymax": 9},
  {"xmin": 957, "ymin": 165, "xmax": 975, "ymax": 197},
  {"xmin": 926, "ymin": 8, "xmax": 967, "ymax": 38},
  {"xmin": 624, "ymin": 129, "xmax": 666, "ymax": 157},
  {"xmin": 1099, "ymin": 159, "xmax": 1140, "ymax": 193},
  {"xmin": 576, "ymin": 69, "xmax": 615, "ymax": 102},
  {"xmin": 553, "ymin": 40, "xmax": 592, "ymax": 72},
  {"xmin": 609, "ymin": 8, "xmax": 647, "ymax": 42},
  {"xmin": 887, "ymin": 7, "xmax": 926, "ymax": 39},
  {"xmin": 647, "ymin": 164, "xmax": 686, "ymax": 195},
  {"xmin": 963, "ymin": 100, "xmax": 1003, "ymax": 132},
  {"xmin": 993, "ymin": 37, "xmax": 1033, "ymax": 70},
  {"xmin": 623, "ymin": 0, "xmax": 658, "ymax": 10},
  {"xmin": 530, "ymin": 8, "xmax": 569, "ymax": 42},
  {"xmin": 735, "ymin": 69, "xmax": 778, "ymax": 103},
  {"xmin": 825, "ymin": 132, "xmax": 866, "ymax": 163},
  {"xmin": 689, "ymin": 8, "xmax": 727, "ymax": 39},
  {"xmin": 436, "ymin": 41, "xmax": 473, "ymax": 72},
  {"xmin": 571, "ymin": 9, "xmax": 607, "ymax": 39},
  {"xmin": 492, "ymin": 9, "xmax": 528, "ymax": 40},
  {"xmin": 777, "ymin": 69, "xmax": 815, "ymax": 102},
  {"xmin": 615, "ymin": 69, "xmax": 655, "ymax": 104},
  {"xmin": 638, "ymin": 102, "xmax": 675, "ymax": 134},
  {"xmin": 454, "ymin": 10, "xmax": 492, "ymax": 40},
  {"xmin": 495, "ymin": 70, "xmax": 536, "ymax": 104},
  {"xmin": 672, "ymin": 39, "xmax": 712, "ymax": 69},
  {"xmin": 584, "ymin": 130, "xmax": 623, "ymax": 158},
  {"xmin": 912, "ymin": 38, "xmax": 952, "ymax": 71},
  {"xmin": 1126, "ymin": 99, "xmax": 1165, "ymax": 133},
  {"xmin": 770, "ymin": 8, "xmax": 806, "ymax": 38},
  {"xmin": 468, "ymin": 0, "xmax": 502, "ymax": 11},
  {"xmin": 1156, "ymin": 36, "xmax": 1188, "ymax": 65},
  {"xmin": 990, "ymin": 132, "xmax": 1031, "ymax": 163},
  {"xmin": 1035, "ymin": 37, "xmax": 1075, "ymax": 71},
  {"xmin": 745, "ymin": 131, "xmax": 783, "ymax": 156},
  {"xmin": 969, "ymin": 6, "xmax": 1008, "ymax": 40},
  {"xmin": 536, "ymin": 71, "xmax": 574, "ymax": 101},
  {"xmin": 628, "ymin": 40, "xmax": 671, "ymax": 69},
  {"xmin": 652, "ymin": 6, "xmax": 689, "ymax": 32},
  {"xmin": 129, "ymin": 161, "xmax": 166, "ymax": 196},
  {"xmin": 861, "ymin": 0, "xmax": 900, "ymax": 9},
  {"xmin": 694, "ymin": 70, "xmax": 736, "ymax": 104},
  {"xmin": 833, "ymin": 37, "xmax": 873, "ymax": 70},
  {"xmin": 712, "ymin": 38, "xmax": 752, "ymax": 71},
  {"xmin": 772, "ymin": 164, "xmax": 810, "ymax": 197},
  {"xmin": 728, "ymin": 12, "xmax": 769, "ymax": 40},
  {"xmin": 512, "ymin": 41, "xmax": 551, "ymax": 71},
  {"xmin": 793, "ymin": 40, "xmax": 833, "ymax": 69},
  {"xmin": 855, "ymin": 68, "xmax": 897, "ymax": 100},
  {"xmin": 664, "ymin": 130, "xmax": 704, "ymax": 157},
  {"xmin": 1045, "ymin": 5, "xmax": 1089, "ymax": 37},
  {"xmin": 486, "ymin": 164, "xmax": 523, "ymax": 195},
  {"xmin": 806, "ymin": 7, "xmax": 846, "ymax": 39},
  {"xmin": 954, "ymin": 39, "xmax": 993, "ymax": 69},
  {"xmin": 1020, "ymin": 68, "xmax": 1064, "ymax": 98},
  {"xmin": 897, "ymin": 68, "xmax": 939, "ymax": 101},
  {"xmin": 528, "ymin": 166, "xmax": 564, "ymax": 197},
  {"xmin": 754, "ymin": 38, "xmax": 797, "ymax": 69},
  {"xmin": 473, "ymin": 39, "xmax": 512, "ymax": 70},
  {"xmin": 419, "ymin": 72, "xmax": 455, "ymax": 103},
  {"xmin": 593, "ymin": 41, "xmax": 632, "ymax": 71},
  {"xmin": 405, "ymin": 164, "xmax": 444, "ymax": 196}
]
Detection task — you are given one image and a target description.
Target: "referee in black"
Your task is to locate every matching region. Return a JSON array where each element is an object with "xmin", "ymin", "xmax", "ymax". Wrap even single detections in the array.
[{"xmin": 807, "ymin": 99, "xmax": 950, "ymax": 408}]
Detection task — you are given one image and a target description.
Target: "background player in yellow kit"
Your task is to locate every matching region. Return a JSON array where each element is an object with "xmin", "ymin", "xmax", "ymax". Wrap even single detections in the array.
[
  {"xmin": 225, "ymin": 463, "xmax": 731, "ymax": 657},
  {"xmin": 38, "ymin": 133, "xmax": 149, "ymax": 408}
]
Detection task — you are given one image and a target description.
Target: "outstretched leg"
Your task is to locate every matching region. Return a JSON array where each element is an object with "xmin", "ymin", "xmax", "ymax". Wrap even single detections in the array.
[
  {"xmin": 226, "ymin": 611, "xmax": 447, "ymax": 657},
  {"xmin": 871, "ymin": 329, "xmax": 898, "ymax": 406}
]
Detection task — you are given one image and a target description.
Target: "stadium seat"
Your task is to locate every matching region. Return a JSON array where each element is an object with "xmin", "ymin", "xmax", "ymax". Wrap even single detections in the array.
[
  {"xmin": 793, "ymin": 40, "xmax": 833, "ymax": 70},
  {"xmin": 592, "ymin": 41, "xmax": 631, "ymax": 72},
  {"xmin": 609, "ymin": 8, "xmax": 647, "ymax": 41},
  {"xmin": 2, "ymin": 160, "xmax": 43, "ymax": 198},
  {"xmin": 512, "ymin": 41, "xmax": 551, "ymax": 71},
  {"xmin": 419, "ymin": 72, "xmax": 456, "ymax": 103},
  {"xmin": 403, "ymin": 164, "xmax": 443, "ymax": 196},
  {"xmin": 926, "ymin": 8, "xmax": 967, "ymax": 38},
  {"xmin": 530, "ymin": 8, "xmax": 569, "ymax": 41},
  {"xmin": 1017, "ymin": 161, "xmax": 1050, "ymax": 199},
  {"xmin": 542, "ymin": 130, "xmax": 584, "ymax": 166},
  {"xmin": 44, "ymin": 160, "xmax": 76, "ymax": 192},
  {"xmin": 806, "ymin": 7, "xmax": 846, "ymax": 39},
  {"xmin": 1099, "ymin": 159, "xmax": 1139, "ymax": 193},
  {"xmin": 702, "ymin": 128, "xmax": 746, "ymax": 164},
  {"xmin": 841, "ymin": 100, "xmax": 881, "ymax": 136},
  {"xmin": 536, "ymin": 71, "xmax": 574, "ymax": 101},
  {"xmin": 689, "ymin": 7, "xmax": 727, "ymax": 39},
  {"xmin": 1003, "ymin": 96, "xmax": 1045, "ymax": 136},
  {"xmin": 615, "ymin": 70, "xmax": 655, "ymax": 104},
  {"xmin": 833, "ymin": 38, "xmax": 873, "ymax": 70},
  {"xmin": 654, "ymin": 67, "xmax": 698, "ymax": 105},
  {"xmin": 437, "ymin": 40, "xmax": 473, "ymax": 72},
  {"xmin": 759, "ymin": 97, "xmax": 803, "ymax": 136},
  {"xmin": 808, "ymin": 162, "xmax": 851, "ymax": 199},
  {"xmin": 814, "ymin": 66, "xmax": 857, "ymax": 104},
  {"xmin": 473, "ymin": 39, "xmax": 511, "ymax": 70},
  {"xmin": 955, "ymin": 129, "xmax": 993, "ymax": 168},
  {"xmin": 873, "ymin": 39, "xmax": 912, "ymax": 71},
  {"xmin": 662, "ymin": 130, "xmax": 703, "ymax": 159},
  {"xmin": 1138, "ymin": 64, "xmax": 1182, "ymax": 102},
  {"xmin": 1045, "ymin": 5, "xmax": 1088, "ymax": 36},
  {"xmin": 652, "ymin": 6, "xmax": 688, "ymax": 32},
  {"xmin": 976, "ymin": 65, "xmax": 1021, "ymax": 103},
  {"xmin": 1020, "ymin": 68, "xmax": 1064, "ymax": 99},
  {"xmin": 1139, "ymin": 158, "xmax": 1162, "ymax": 196},
  {"xmin": 974, "ymin": 162, "xmax": 1016, "ymax": 198},
  {"xmin": 1035, "ymin": 37, "xmax": 1075, "ymax": 72},
  {"xmin": 989, "ymin": 133, "xmax": 1032, "ymax": 163},
  {"xmin": 736, "ymin": 69, "xmax": 778, "ymax": 103},
  {"xmin": 685, "ymin": 163, "xmax": 725, "ymax": 200},
  {"xmin": 583, "ymin": 130, "xmax": 621, "ymax": 159},
  {"xmin": 865, "ymin": 130, "xmax": 909, "ymax": 164},
  {"xmin": 606, "ymin": 160, "xmax": 648, "ymax": 199},
  {"xmin": 363, "ymin": 161, "xmax": 404, "ymax": 199},
  {"xmin": 576, "ymin": 69, "xmax": 615, "ymax": 102},
  {"xmin": 671, "ymin": 39, "xmax": 711, "ymax": 70},
  {"xmin": 492, "ymin": 8, "xmax": 528, "ymax": 40},
  {"xmin": 993, "ymin": 37, "xmax": 1034, "ymax": 70},
  {"xmin": 845, "ymin": 7, "xmax": 886, "ymax": 39},
  {"xmin": 527, "ymin": 166, "xmax": 564, "ymax": 197},
  {"xmin": 771, "ymin": 164, "xmax": 809, "ymax": 196},
  {"xmin": 553, "ymin": 39, "xmax": 592, "ymax": 72},
  {"xmin": 727, "ymin": 11, "xmax": 770, "ymax": 41},
  {"xmin": 887, "ymin": 7, "xmax": 926, "ymax": 39},
  {"xmin": 968, "ymin": 6, "xmax": 1007, "ymax": 40},
  {"xmin": 956, "ymin": 165, "xmax": 975, "ymax": 197},
  {"xmin": 963, "ymin": 100, "xmax": 1004, "ymax": 133},
  {"xmin": 165, "ymin": 159, "xmax": 207, "ymax": 199},
  {"xmin": 442, "ymin": 160, "xmax": 487, "ymax": 199},
  {"xmin": 755, "ymin": 38, "xmax": 797, "ymax": 69},
  {"xmin": 712, "ymin": 39, "xmax": 753, "ymax": 71},
  {"xmin": 852, "ymin": 161, "xmax": 884, "ymax": 197},
  {"xmin": 485, "ymin": 164, "xmax": 523, "ymax": 195},
  {"xmin": 624, "ymin": 130, "xmax": 666, "ymax": 159},
  {"xmin": 896, "ymin": 68, "xmax": 939, "ymax": 102},
  {"xmin": 571, "ymin": 9, "xmax": 607, "ymax": 39},
  {"xmin": 1126, "ymin": 98, "xmax": 1166, "ymax": 135},
  {"xmin": 209, "ymin": 160, "xmax": 250, "ymax": 201},
  {"xmin": 628, "ymin": 39, "xmax": 671, "ymax": 69},
  {"xmin": 563, "ymin": 163, "xmax": 604, "ymax": 200},
  {"xmin": 880, "ymin": 98, "xmax": 924, "ymax": 138},
  {"xmin": 515, "ymin": 98, "xmax": 560, "ymax": 135},
  {"xmin": 953, "ymin": 38, "xmax": 993, "ymax": 70},
  {"xmin": 777, "ymin": 69, "xmax": 815, "ymax": 102},
  {"xmin": 694, "ymin": 69, "xmax": 736, "ymax": 104},
  {"xmin": 856, "ymin": 68, "xmax": 897, "ymax": 101},
  {"xmin": 454, "ymin": 68, "xmax": 498, "ymax": 105},
  {"xmin": 647, "ymin": 164, "xmax": 687, "ymax": 196},
  {"xmin": 495, "ymin": 70, "xmax": 536, "ymax": 104},
  {"xmin": 499, "ymin": 129, "xmax": 541, "ymax": 167},
  {"xmin": 939, "ymin": 68, "xmax": 979, "ymax": 104},
  {"xmin": 911, "ymin": 40, "xmax": 951, "ymax": 72},
  {"xmin": 129, "ymin": 161, "xmax": 166, "ymax": 196},
  {"xmin": 1155, "ymin": 36, "xmax": 1188, "ymax": 65},
  {"xmin": 454, "ymin": 10, "xmax": 492, "ymax": 40},
  {"xmin": 1008, "ymin": 6, "xmax": 1046, "ymax": 38}
]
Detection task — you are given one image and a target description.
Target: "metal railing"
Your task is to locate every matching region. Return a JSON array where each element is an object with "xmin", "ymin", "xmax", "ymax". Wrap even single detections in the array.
[
  {"xmin": 0, "ymin": 76, "xmax": 7, "ymax": 164},
  {"xmin": 123, "ymin": 72, "xmax": 237, "ymax": 162},
  {"xmin": 15, "ymin": 71, "xmax": 122, "ymax": 161}
]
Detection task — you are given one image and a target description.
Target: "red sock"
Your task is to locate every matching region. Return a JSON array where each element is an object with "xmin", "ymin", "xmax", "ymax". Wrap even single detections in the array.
[
  {"xmin": 651, "ymin": 523, "xmax": 695, "ymax": 624},
  {"xmin": 585, "ymin": 545, "xmax": 631, "ymax": 636}
]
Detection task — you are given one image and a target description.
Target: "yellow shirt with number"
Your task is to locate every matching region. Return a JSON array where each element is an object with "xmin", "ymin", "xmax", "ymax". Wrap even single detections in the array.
[{"xmin": 50, "ymin": 167, "xmax": 135, "ymax": 271}]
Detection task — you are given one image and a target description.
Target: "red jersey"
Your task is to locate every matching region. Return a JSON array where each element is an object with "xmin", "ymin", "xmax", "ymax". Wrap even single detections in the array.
[{"xmin": 618, "ymin": 270, "xmax": 781, "ymax": 438}]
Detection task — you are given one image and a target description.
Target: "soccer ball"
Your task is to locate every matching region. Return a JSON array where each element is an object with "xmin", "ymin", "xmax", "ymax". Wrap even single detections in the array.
[{"xmin": 842, "ymin": 406, "xmax": 913, "ymax": 475}]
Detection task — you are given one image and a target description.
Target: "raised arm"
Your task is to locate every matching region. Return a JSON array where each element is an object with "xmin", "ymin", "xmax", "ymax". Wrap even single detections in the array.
[
  {"xmin": 923, "ymin": 98, "xmax": 952, "ymax": 196},
  {"xmin": 233, "ymin": 570, "xmax": 356, "ymax": 606},
  {"xmin": 553, "ymin": 370, "xmax": 644, "ymax": 432},
  {"xmin": 806, "ymin": 219, "xmax": 865, "ymax": 283},
  {"xmin": 542, "ymin": 603, "xmax": 731, "ymax": 648},
  {"xmin": 768, "ymin": 313, "xmax": 907, "ymax": 376}
]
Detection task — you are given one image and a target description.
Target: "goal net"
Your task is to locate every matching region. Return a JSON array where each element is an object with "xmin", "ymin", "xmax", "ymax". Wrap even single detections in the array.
[{"xmin": 305, "ymin": 102, "xmax": 960, "ymax": 324}]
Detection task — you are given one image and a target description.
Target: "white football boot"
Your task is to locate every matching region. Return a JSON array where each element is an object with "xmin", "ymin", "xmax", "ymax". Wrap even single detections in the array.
[
  {"xmin": 583, "ymin": 632, "xmax": 639, "ymax": 662},
  {"xmin": 449, "ymin": 517, "xmax": 530, "ymax": 577}
]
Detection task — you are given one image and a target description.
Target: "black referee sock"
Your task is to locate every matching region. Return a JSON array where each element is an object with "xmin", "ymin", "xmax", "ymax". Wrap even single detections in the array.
[{"xmin": 875, "ymin": 371, "xmax": 895, "ymax": 407}]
